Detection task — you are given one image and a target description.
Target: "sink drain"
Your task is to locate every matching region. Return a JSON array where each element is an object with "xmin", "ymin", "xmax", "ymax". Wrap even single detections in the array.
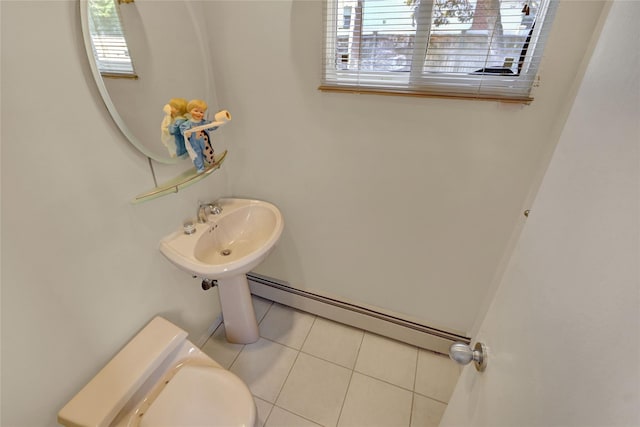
[{"xmin": 220, "ymin": 249, "xmax": 232, "ymax": 256}]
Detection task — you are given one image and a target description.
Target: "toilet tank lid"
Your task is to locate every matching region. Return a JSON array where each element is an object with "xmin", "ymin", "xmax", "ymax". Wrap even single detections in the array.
[{"xmin": 58, "ymin": 317, "xmax": 188, "ymax": 427}]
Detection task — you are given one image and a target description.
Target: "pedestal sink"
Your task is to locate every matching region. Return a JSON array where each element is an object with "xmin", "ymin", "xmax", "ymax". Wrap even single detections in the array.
[{"xmin": 159, "ymin": 198, "xmax": 284, "ymax": 343}]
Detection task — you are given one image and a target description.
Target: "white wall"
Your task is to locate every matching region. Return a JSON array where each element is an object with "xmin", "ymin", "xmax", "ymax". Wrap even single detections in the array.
[
  {"xmin": 441, "ymin": 1, "xmax": 640, "ymax": 425},
  {"xmin": 0, "ymin": 2, "xmax": 227, "ymax": 426},
  {"xmin": 0, "ymin": 0, "xmax": 615, "ymax": 425},
  {"xmin": 204, "ymin": 0, "xmax": 605, "ymax": 334}
]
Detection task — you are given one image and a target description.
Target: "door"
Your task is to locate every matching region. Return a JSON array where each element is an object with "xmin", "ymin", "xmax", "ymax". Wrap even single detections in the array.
[{"xmin": 441, "ymin": 2, "xmax": 639, "ymax": 426}]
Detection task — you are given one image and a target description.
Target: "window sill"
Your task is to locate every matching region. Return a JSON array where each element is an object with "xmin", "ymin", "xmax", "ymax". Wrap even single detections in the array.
[{"xmin": 318, "ymin": 85, "xmax": 533, "ymax": 104}]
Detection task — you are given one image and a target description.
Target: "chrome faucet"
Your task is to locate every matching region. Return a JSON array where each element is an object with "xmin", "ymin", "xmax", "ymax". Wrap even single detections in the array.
[{"xmin": 197, "ymin": 201, "xmax": 222, "ymax": 223}]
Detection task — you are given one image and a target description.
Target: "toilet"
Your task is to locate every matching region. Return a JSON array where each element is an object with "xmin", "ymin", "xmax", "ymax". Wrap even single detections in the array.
[{"xmin": 58, "ymin": 317, "xmax": 256, "ymax": 427}]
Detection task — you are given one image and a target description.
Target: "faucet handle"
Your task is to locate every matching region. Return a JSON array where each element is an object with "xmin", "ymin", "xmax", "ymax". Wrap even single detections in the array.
[
  {"xmin": 210, "ymin": 203, "xmax": 223, "ymax": 215},
  {"xmin": 197, "ymin": 200, "xmax": 223, "ymax": 223}
]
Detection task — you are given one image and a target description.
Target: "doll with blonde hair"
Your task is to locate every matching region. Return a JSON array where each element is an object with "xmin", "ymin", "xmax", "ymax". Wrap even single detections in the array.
[
  {"xmin": 179, "ymin": 99, "xmax": 218, "ymax": 173},
  {"xmin": 160, "ymin": 97, "xmax": 188, "ymax": 157}
]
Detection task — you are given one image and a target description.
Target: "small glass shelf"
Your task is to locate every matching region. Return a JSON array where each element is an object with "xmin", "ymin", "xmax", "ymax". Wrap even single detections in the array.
[{"xmin": 132, "ymin": 150, "xmax": 227, "ymax": 204}]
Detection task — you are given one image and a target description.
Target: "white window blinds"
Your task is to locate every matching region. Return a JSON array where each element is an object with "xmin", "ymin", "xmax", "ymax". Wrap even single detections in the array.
[
  {"xmin": 321, "ymin": 0, "xmax": 558, "ymax": 102},
  {"xmin": 87, "ymin": 0, "xmax": 137, "ymax": 78}
]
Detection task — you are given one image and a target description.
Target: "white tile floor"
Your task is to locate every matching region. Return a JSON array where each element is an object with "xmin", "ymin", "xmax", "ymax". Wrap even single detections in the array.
[{"xmin": 201, "ymin": 296, "xmax": 461, "ymax": 427}]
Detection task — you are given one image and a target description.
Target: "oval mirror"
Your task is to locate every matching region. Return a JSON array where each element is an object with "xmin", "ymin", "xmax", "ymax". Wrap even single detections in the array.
[{"xmin": 80, "ymin": 0, "xmax": 214, "ymax": 164}]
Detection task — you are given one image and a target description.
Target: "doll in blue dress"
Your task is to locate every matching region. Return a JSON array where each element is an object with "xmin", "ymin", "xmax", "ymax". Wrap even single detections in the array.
[{"xmin": 180, "ymin": 99, "xmax": 218, "ymax": 173}]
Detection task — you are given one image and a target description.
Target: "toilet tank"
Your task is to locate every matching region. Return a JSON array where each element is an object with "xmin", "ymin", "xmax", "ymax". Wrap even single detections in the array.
[{"xmin": 58, "ymin": 317, "xmax": 188, "ymax": 427}]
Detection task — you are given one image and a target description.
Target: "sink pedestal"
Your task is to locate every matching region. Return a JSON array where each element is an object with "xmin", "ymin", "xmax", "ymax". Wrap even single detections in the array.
[{"xmin": 217, "ymin": 275, "xmax": 259, "ymax": 344}]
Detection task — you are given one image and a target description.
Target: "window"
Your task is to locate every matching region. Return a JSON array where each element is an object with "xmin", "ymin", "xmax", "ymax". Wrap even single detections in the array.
[
  {"xmin": 321, "ymin": 0, "xmax": 557, "ymax": 102},
  {"xmin": 87, "ymin": 0, "xmax": 137, "ymax": 78}
]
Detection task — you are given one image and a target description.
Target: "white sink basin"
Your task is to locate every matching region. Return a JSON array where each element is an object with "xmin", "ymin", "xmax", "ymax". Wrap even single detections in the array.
[
  {"xmin": 160, "ymin": 198, "xmax": 283, "ymax": 280},
  {"xmin": 159, "ymin": 198, "xmax": 284, "ymax": 344}
]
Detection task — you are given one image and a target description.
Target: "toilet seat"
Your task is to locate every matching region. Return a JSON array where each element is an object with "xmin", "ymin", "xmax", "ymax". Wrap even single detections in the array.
[{"xmin": 132, "ymin": 362, "xmax": 255, "ymax": 427}]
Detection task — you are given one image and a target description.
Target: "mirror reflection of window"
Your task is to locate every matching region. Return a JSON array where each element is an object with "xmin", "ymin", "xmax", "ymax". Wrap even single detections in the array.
[{"xmin": 87, "ymin": 0, "xmax": 137, "ymax": 78}]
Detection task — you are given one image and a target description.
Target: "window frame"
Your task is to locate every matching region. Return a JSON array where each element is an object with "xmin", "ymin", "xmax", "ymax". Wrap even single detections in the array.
[{"xmin": 321, "ymin": 0, "xmax": 557, "ymax": 103}]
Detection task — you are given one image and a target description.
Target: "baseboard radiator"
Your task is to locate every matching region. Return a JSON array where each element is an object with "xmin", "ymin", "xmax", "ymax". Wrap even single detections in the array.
[{"xmin": 247, "ymin": 274, "xmax": 470, "ymax": 355}]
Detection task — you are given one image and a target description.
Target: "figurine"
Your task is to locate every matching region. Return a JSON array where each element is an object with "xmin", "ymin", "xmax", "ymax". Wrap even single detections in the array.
[
  {"xmin": 180, "ymin": 99, "xmax": 218, "ymax": 173},
  {"xmin": 160, "ymin": 98, "xmax": 188, "ymax": 157}
]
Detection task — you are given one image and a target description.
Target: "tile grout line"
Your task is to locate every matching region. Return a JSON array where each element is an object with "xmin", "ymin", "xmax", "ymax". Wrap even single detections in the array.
[
  {"xmin": 227, "ymin": 343, "xmax": 245, "ymax": 370},
  {"xmin": 259, "ymin": 302, "xmax": 303, "ymax": 427},
  {"xmin": 351, "ymin": 368, "xmax": 419, "ymax": 394},
  {"xmin": 268, "ymin": 314, "xmax": 318, "ymax": 413},
  {"xmin": 206, "ymin": 322, "xmax": 244, "ymax": 370},
  {"xmin": 264, "ymin": 315, "xmax": 321, "ymax": 424},
  {"xmin": 223, "ymin": 300, "xmax": 274, "ymax": 371},
  {"xmin": 299, "ymin": 315, "xmax": 318, "ymax": 350},
  {"xmin": 413, "ymin": 390, "xmax": 451, "ymax": 406},
  {"xmin": 269, "ymin": 405, "xmax": 324, "ymax": 427},
  {"xmin": 335, "ymin": 330, "xmax": 367, "ymax": 427},
  {"xmin": 257, "ymin": 300, "xmax": 275, "ymax": 324},
  {"xmin": 255, "ymin": 397, "xmax": 275, "ymax": 427},
  {"xmin": 409, "ymin": 348, "xmax": 420, "ymax": 427}
]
